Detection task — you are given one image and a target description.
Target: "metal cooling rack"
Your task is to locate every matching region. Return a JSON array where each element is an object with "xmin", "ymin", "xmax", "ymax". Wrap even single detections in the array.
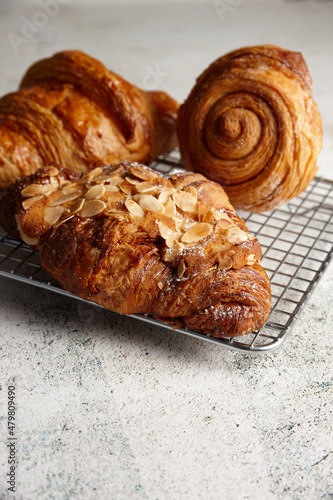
[{"xmin": 0, "ymin": 150, "xmax": 333, "ymax": 353}]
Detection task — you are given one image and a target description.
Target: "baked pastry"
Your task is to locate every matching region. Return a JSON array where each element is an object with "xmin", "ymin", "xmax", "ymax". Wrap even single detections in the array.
[
  {"xmin": 0, "ymin": 162, "xmax": 271, "ymax": 338},
  {"xmin": 0, "ymin": 50, "xmax": 179, "ymax": 189},
  {"xmin": 177, "ymin": 44, "xmax": 323, "ymax": 212}
]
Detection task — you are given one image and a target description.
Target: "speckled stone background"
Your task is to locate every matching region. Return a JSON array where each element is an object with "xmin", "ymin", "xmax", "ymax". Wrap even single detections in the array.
[{"xmin": 0, "ymin": 1, "xmax": 332, "ymax": 499}]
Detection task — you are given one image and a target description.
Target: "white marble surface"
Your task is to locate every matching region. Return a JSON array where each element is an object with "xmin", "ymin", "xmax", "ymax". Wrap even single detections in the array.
[{"xmin": 0, "ymin": 1, "xmax": 333, "ymax": 499}]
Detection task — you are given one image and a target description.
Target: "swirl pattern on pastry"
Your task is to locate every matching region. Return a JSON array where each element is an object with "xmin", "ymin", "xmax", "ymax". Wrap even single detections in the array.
[
  {"xmin": 0, "ymin": 50, "xmax": 179, "ymax": 189},
  {"xmin": 0, "ymin": 163, "xmax": 271, "ymax": 338},
  {"xmin": 177, "ymin": 45, "xmax": 323, "ymax": 212}
]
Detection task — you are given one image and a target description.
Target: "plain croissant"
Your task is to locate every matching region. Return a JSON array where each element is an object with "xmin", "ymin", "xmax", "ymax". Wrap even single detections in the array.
[
  {"xmin": 0, "ymin": 162, "xmax": 271, "ymax": 338},
  {"xmin": 0, "ymin": 50, "xmax": 179, "ymax": 189},
  {"xmin": 177, "ymin": 44, "xmax": 323, "ymax": 212}
]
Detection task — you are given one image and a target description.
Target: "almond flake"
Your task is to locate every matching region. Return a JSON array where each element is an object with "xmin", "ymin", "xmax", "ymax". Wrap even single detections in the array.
[
  {"xmin": 174, "ymin": 217, "xmax": 183, "ymax": 231},
  {"xmin": 79, "ymin": 199, "xmax": 106, "ymax": 217},
  {"xmin": 216, "ymin": 218, "xmax": 233, "ymax": 231},
  {"xmin": 89, "ymin": 166, "xmax": 103, "ymax": 177},
  {"xmin": 200, "ymin": 209, "xmax": 214, "ymax": 224},
  {"xmin": 158, "ymin": 221, "xmax": 172, "ymax": 240},
  {"xmin": 81, "ymin": 167, "xmax": 103, "ymax": 183},
  {"xmin": 58, "ymin": 178, "xmax": 72, "ymax": 189},
  {"xmin": 112, "ymin": 177, "xmax": 126, "ymax": 186},
  {"xmin": 173, "ymin": 191, "xmax": 197, "ymax": 213},
  {"xmin": 59, "ymin": 185, "xmax": 77, "ymax": 194},
  {"xmin": 218, "ymin": 255, "xmax": 233, "ymax": 270},
  {"xmin": 163, "ymin": 199, "xmax": 176, "ymax": 218},
  {"xmin": 47, "ymin": 166, "xmax": 59, "ymax": 177},
  {"xmin": 53, "ymin": 214, "xmax": 74, "ymax": 229},
  {"xmin": 181, "ymin": 223, "xmax": 212, "ymax": 243},
  {"xmin": 49, "ymin": 176, "xmax": 59, "ymax": 189},
  {"xmin": 165, "ymin": 230, "xmax": 183, "ymax": 249},
  {"xmin": 119, "ymin": 183, "xmax": 133, "ymax": 195},
  {"xmin": 125, "ymin": 176, "xmax": 138, "ymax": 185},
  {"xmin": 94, "ymin": 173, "xmax": 120, "ymax": 184},
  {"xmin": 227, "ymin": 227, "xmax": 249, "ymax": 244},
  {"xmin": 175, "ymin": 242, "xmax": 185, "ymax": 254},
  {"xmin": 177, "ymin": 260, "xmax": 186, "ymax": 278},
  {"xmin": 85, "ymin": 184, "xmax": 105, "ymax": 200},
  {"xmin": 135, "ymin": 181, "xmax": 157, "ymax": 193},
  {"xmin": 69, "ymin": 198, "xmax": 85, "ymax": 214},
  {"xmin": 125, "ymin": 199, "xmax": 144, "ymax": 218},
  {"xmin": 44, "ymin": 206, "xmax": 66, "ymax": 225},
  {"xmin": 109, "ymin": 166, "xmax": 125, "ymax": 177},
  {"xmin": 213, "ymin": 210, "xmax": 229, "ymax": 221},
  {"xmin": 15, "ymin": 214, "xmax": 21, "ymax": 231},
  {"xmin": 19, "ymin": 229, "xmax": 39, "ymax": 246},
  {"xmin": 21, "ymin": 183, "xmax": 53, "ymax": 198},
  {"xmin": 184, "ymin": 186, "xmax": 197, "ymax": 200},
  {"xmin": 158, "ymin": 188, "xmax": 176, "ymax": 204},
  {"xmin": 165, "ymin": 240, "xmax": 185, "ymax": 260},
  {"xmin": 130, "ymin": 164, "xmax": 159, "ymax": 181},
  {"xmin": 182, "ymin": 221, "xmax": 197, "ymax": 232},
  {"xmin": 246, "ymin": 253, "xmax": 256, "ymax": 265},
  {"xmin": 165, "ymin": 234, "xmax": 176, "ymax": 248},
  {"xmin": 50, "ymin": 189, "xmax": 83, "ymax": 206},
  {"xmin": 22, "ymin": 194, "xmax": 44, "ymax": 210},
  {"xmin": 139, "ymin": 195, "xmax": 164, "ymax": 214},
  {"xmin": 104, "ymin": 184, "xmax": 120, "ymax": 192}
]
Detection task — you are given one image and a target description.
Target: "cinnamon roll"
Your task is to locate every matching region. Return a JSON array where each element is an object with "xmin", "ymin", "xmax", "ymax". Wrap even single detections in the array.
[{"xmin": 177, "ymin": 45, "xmax": 322, "ymax": 212}]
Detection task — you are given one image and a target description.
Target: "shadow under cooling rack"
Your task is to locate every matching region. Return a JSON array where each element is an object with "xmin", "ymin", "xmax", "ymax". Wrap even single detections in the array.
[{"xmin": 0, "ymin": 151, "xmax": 333, "ymax": 353}]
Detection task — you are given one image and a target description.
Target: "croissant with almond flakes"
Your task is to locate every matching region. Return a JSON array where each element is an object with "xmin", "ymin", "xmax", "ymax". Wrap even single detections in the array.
[
  {"xmin": 0, "ymin": 162, "xmax": 271, "ymax": 338},
  {"xmin": 0, "ymin": 50, "xmax": 178, "ymax": 189},
  {"xmin": 177, "ymin": 44, "xmax": 323, "ymax": 212}
]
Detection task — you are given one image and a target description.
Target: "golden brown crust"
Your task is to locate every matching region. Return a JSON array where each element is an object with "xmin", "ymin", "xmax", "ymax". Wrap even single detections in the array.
[
  {"xmin": 177, "ymin": 44, "xmax": 323, "ymax": 213},
  {"xmin": 0, "ymin": 50, "xmax": 179, "ymax": 189},
  {"xmin": 0, "ymin": 163, "xmax": 271, "ymax": 338}
]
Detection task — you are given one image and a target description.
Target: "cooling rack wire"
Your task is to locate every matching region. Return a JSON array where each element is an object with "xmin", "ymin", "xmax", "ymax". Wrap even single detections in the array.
[{"xmin": 0, "ymin": 150, "xmax": 332, "ymax": 353}]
